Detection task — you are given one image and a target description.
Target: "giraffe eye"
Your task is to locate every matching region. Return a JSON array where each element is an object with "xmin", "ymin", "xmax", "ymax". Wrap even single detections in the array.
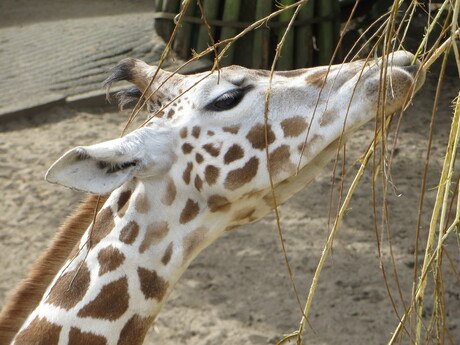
[{"xmin": 206, "ymin": 86, "xmax": 253, "ymax": 112}]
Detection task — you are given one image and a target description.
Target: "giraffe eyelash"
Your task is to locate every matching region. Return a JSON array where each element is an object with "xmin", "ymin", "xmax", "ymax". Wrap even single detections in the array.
[{"xmin": 205, "ymin": 85, "xmax": 254, "ymax": 112}]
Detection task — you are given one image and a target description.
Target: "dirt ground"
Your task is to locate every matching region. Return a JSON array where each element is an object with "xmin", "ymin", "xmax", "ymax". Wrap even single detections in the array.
[{"xmin": 0, "ymin": 71, "xmax": 459, "ymax": 345}]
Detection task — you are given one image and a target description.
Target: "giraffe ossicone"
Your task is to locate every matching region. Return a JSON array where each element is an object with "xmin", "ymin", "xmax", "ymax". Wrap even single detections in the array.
[{"xmin": 2, "ymin": 51, "xmax": 425, "ymax": 345}]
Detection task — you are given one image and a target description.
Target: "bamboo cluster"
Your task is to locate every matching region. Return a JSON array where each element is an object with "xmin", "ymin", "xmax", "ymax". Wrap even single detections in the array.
[{"xmin": 154, "ymin": 0, "xmax": 340, "ymax": 69}]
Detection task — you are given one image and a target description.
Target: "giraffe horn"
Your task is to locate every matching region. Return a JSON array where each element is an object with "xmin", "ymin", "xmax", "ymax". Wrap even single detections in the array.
[{"xmin": 103, "ymin": 58, "xmax": 172, "ymax": 95}]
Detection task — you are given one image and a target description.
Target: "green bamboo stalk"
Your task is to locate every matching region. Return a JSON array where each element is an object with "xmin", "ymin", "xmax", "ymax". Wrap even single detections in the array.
[
  {"xmin": 155, "ymin": 0, "xmax": 164, "ymax": 11},
  {"xmin": 277, "ymin": 0, "xmax": 295, "ymax": 70},
  {"xmin": 196, "ymin": 0, "xmax": 220, "ymax": 53},
  {"xmin": 155, "ymin": 0, "xmax": 167, "ymax": 12},
  {"xmin": 161, "ymin": 0, "xmax": 180, "ymax": 40},
  {"xmin": 295, "ymin": 0, "xmax": 314, "ymax": 68},
  {"xmin": 235, "ymin": 1, "xmax": 257, "ymax": 67},
  {"xmin": 317, "ymin": 0, "xmax": 339, "ymax": 65},
  {"xmin": 220, "ymin": 0, "xmax": 242, "ymax": 66},
  {"xmin": 154, "ymin": 0, "xmax": 165, "ymax": 39},
  {"xmin": 252, "ymin": 0, "xmax": 272, "ymax": 69},
  {"xmin": 173, "ymin": 0, "xmax": 197, "ymax": 59}
]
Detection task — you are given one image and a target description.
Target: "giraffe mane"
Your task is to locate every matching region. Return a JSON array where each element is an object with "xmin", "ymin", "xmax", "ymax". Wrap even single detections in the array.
[{"xmin": 0, "ymin": 194, "xmax": 108, "ymax": 344}]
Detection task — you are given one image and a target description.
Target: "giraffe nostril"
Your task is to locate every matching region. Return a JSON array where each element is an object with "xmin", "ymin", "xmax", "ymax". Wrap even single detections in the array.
[{"xmin": 401, "ymin": 65, "xmax": 419, "ymax": 76}]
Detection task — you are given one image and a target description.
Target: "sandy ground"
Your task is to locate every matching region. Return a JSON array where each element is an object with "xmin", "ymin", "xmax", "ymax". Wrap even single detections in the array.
[{"xmin": 0, "ymin": 73, "xmax": 459, "ymax": 345}]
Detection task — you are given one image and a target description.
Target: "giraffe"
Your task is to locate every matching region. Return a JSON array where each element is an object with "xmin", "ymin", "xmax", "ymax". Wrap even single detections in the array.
[{"xmin": 0, "ymin": 51, "xmax": 425, "ymax": 345}]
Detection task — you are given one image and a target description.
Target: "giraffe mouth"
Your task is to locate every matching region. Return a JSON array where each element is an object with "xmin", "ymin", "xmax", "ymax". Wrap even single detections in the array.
[
  {"xmin": 380, "ymin": 51, "xmax": 426, "ymax": 92},
  {"xmin": 356, "ymin": 52, "xmax": 426, "ymax": 111},
  {"xmin": 400, "ymin": 65, "xmax": 418, "ymax": 74},
  {"xmin": 399, "ymin": 64, "xmax": 426, "ymax": 93}
]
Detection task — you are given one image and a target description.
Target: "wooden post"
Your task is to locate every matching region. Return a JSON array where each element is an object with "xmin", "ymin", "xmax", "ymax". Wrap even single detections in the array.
[
  {"xmin": 295, "ymin": 0, "xmax": 314, "ymax": 68},
  {"xmin": 252, "ymin": 0, "xmax": 272, "ymax": 69}
]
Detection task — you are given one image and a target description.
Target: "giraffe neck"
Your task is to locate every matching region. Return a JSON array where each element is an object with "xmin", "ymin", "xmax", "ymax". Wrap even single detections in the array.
[{"xmin": 13, "ymin": 179, "xmax": 219, "ymax": 345}]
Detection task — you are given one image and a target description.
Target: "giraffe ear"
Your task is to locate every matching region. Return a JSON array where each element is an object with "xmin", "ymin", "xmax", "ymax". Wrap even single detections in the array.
[{"xmin": 45, "ymin": 128, "xmax": 174, "ymax": 194}]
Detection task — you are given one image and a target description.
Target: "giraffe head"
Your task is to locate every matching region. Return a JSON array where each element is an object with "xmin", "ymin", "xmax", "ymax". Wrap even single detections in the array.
[
  {"xmin": 2, "ymin": 51, "xmax": 426, "ymax": 345},
  {"xmin": 46, "ymin": 50, "xmax": 425, "ymax": 253}
]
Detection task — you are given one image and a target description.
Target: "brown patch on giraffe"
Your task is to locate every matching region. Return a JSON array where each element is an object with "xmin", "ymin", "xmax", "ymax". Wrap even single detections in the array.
[
  {"xmin": 207, "ymin": 130, "xmax": 215, "ymax": 136},
  {"xmin": 281, "ymin": 116, "xmax": 309, "ymax": 137},
  {"xmin": 119, "ymin": 221, "xmax": 140, "ymax": 245},
  {"xmin": 222, "ymin": 125, "xmax": 240, "ymax": 134},
  {"xmin": 179, "ymin": 199, "xmax": 200, "ymax": 224},
  {"xmin": 46, "ymin": 262, "xmax": 90, "ymax": 310},
  {"xmin": 98, "ymin": 246, "xmax": 125, "ymax": 276},
  {"xmin": 139, "ymin": 221, "xmax": 169, "ymax": 254},
  {"xmin": 135, "ymin": 192, "xmax": 150, "ymax": 214},
  {"xmin": 181, "ymin": 143, "xmax": 193, "ymax": 154},
  {"xmin": 224, "ymin": 144, "xmax": 244, "ymax": 164},
  {"xmin": 202, "ymin": 143, "xmax": 221, "ymax": 157},
  {"xmin": 14, "ymin": 316, "xmax": 62, "ymax": 345},
  {"xmin": 182, "ymin": 162, "xmax": 193, "ymax": 185},
  {"xmin": 167, "ymin": 109, "xmax": 175, "ymax": 119},
  {"xmin": 204, "ymin": 165, "xmax": 219, "ymax": 185},
  {"xmin": 183, "ymin": 226, "xmax": 208, "ymax": 264},
  {"xmin": 91, "ymin": 207, "xmax": 115, "ymax": 246},
  {"xmin": 305, "ymin": 69, "xmax": 327, "ymax": 88},
  {"xmin": 137, "ymin": 267, "xmax": 169, "ymax": 301},
  {"xmin": 269, "ymin": 145, "xmax": 296, "ymax": 178},
  {"xmin": 246, "ymin": 123, "xmax": 276, "ymax": 150},
  {"xmin": 194, "ymin": 175, "xmax": 203, "ymax": 191},
  {"xmin": 0, "ymin": 195, "xmax": 108, "ymax": 345},
  {"xmin": 192, "ymin": 126, "xmax": 201, "ymax": 138},
  {"xmin": 225, "ymin": 225, "xmax": 238, "ymax": 231},
  {"xmin": 179, "ymin": 127, "xmax": 187, "ymax": 138},
  {"xmin": 117, "ymin": 314, "xmax": 153, "ymax": 345},
  {"xmin": 233, "ymin": 208, "xmax": 256, "ymax": 222},
  {"xmin": 207, "ymin": 195, "xmax": 231, "ymax": 212},
  {"xmin": 161, "ymin": 242, "xmax": 174, "ymax": 265},
  {"xmin": 67, "ymin": 243, "xmax": 82, "ymax": 273},
  {"xmin": 77, "ymin": 276, "xmax": 129, "ymax": 320},
  {"xmin": 161, "ymin": 178, "xmax": 176, "ymax": 206},
  {"xmin": 69, "ymin": 327, "xmax": 107, "ymax": 345},
  {"xmin": 224, "ymin": 157, "xmax": 259, "ymax": 191},
  {"xmin": 117, "ymin": 190, "xmax": 132, "ymax": 218},
  {"xmin": 319, "ymin": 109, "xmax": 338, "ymax": 127},
  {"xmin": 195, "ymin": 153, "xmax": 204, "ymax": 164}
]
